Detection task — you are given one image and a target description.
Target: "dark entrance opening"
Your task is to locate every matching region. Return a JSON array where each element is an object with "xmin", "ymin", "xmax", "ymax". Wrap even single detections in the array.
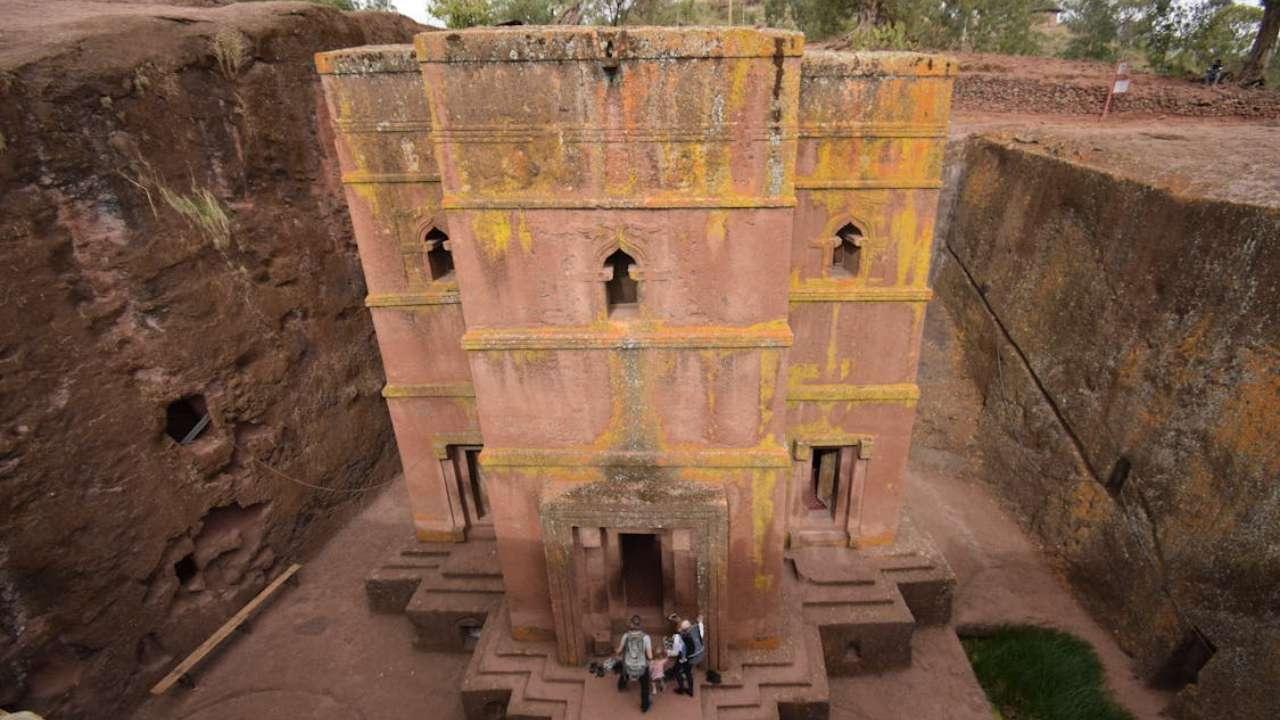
[
  {"xmin": 620, "ymin": 532, "xmax": 662, "ymax": 610},
  {"xmin": 808, "ymin": 447, "xmax": 844, "ymax": 519},
  {"xmin": 165, "ymin": 395, "xmax": 210, "ymax": 445},
  {"xmin": 831, "ymin": 222, "xmax": 863, "ymax": 278},
  {"xmin": 463, "ymin": 447, "xmax": 488, "ymax": 522},
  {"xmin": 425, "ymin": 227, "xmax": 453, "ymax": 281},
  {"xmin": 604, "ymin": 249, "xmax": 638, "ymax": 314},
  {"xmin": 174, "ymin": 554, "xmax": 198, "ymax": 586}
]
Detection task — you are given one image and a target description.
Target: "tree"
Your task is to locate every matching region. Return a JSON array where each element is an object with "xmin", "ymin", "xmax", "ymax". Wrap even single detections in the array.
[
  {"xmin": 1060, "ymin": 0, "xmax": 1156, "ymax": 60},
  {"xmin": 585, "ymin": 0, "xmax": 639, "ymax": 24},
  {"xmin": 428, "ymin": 0, "xmax": 495, "ymax": 26},
  {"xmin": 1240, "ymin": 0, "xmax": 1279, "ymax": 85},
  {"xmin": 1062, "ymin": 0, "xmax": 1123, "ymax": 59},
  {"xmin": 427, "ymin": 0, "xmax": 563, "ymax": 27},
  {"xmin": 498, "ymin": 0, "xmax": 562, "ymax": 23}
]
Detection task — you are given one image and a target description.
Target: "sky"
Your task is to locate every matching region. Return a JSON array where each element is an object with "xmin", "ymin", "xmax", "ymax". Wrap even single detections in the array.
[{"xmin": 391, "ymin": 0, "xmax": 434, "ymax": 25}]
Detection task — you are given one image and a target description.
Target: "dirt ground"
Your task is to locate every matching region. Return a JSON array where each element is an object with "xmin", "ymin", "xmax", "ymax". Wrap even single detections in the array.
[
  {"xmin": 953, "ymin": 113, "xmax": 1280, "ymax": 208},
  {"xmin": 131, "ymin": 482, "xmax": 471, "ymax": 720},
  {"xmin": 8, "ymin": 5, "xmax": 1262, "ymax": 718},
  {"xmin": 126, "ymin": 301, "xmax": 1173, "ymax": 720}
]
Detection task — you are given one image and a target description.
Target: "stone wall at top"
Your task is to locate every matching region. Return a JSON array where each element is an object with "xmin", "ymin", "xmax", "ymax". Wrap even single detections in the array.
[
  {"xmin": 932, "ymin": 136, "xmax": 1280, "ymax": 720},
  {"xmin": 0, "ymin": 3, "xmax": 421, "ymax": 718}
]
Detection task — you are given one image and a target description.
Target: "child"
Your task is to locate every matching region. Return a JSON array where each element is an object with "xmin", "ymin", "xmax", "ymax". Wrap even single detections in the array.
[{"xmin": 650, "ymin": 635, "xmax": 673, "ymax": 695}]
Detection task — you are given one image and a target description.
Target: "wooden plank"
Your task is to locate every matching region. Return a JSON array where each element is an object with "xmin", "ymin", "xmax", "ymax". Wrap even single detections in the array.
[{"xmin": 150, "ymin": 563, "xmax": 302, "ymax": 695}]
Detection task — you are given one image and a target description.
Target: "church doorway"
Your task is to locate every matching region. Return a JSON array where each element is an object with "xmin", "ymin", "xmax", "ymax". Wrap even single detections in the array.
[{"xmin": 620, "ymin": 532, "xmax": 663, "ymax": 612}]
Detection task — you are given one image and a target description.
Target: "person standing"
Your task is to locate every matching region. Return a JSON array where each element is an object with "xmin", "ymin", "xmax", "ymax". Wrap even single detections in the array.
[
  {"xmin": 616, "ymin": 615, "xmax": 653, "ymax": 712},
  {"xmin": 671, "ymin": 615, "xmax": 706, "ymax": 696}
]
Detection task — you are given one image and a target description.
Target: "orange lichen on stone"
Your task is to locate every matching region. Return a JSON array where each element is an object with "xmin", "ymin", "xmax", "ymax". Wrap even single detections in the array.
[{"xmin": 317, "ymin": 26, "xmax": 954, "ymax": 670}]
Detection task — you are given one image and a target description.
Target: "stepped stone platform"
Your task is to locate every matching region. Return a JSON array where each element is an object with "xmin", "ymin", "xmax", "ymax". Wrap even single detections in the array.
[
  {"xmin": 365, "ymin": 515, "xmax": 954, "ymax": 719},
  {"xmin": 366, "ymin": 539, "xmax": 504, "ymax": 652}
]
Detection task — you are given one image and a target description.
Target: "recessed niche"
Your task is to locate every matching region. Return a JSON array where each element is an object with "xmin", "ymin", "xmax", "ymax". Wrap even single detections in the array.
[
  {"xmin": 604, "ymin": 249, "xmax": 638, "ymax": 315},
  {"xmin": 165, "ymin": 395, "xmax": 210, "ymax": 445},
  {"xmin": 831, "ymin": 223, "xmax": 864, "ymax": 278},
  {"xmin": 424, "ymin": 227, "xmax": 454, "ymax": 281}
]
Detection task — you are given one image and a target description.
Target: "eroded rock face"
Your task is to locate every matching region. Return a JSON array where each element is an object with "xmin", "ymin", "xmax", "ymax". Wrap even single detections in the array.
[
  {"xmin": 0, "ymin": 3, "xmax": 420, "ymax": 717},
  {"xmin": 934, "ymin": 137, "xmax": 1280, "ymax": 720}
]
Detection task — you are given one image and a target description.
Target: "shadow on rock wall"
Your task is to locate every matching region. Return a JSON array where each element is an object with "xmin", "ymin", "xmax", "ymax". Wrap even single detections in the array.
[{"xmin": 0, "ymin": 3, "xmax": 424, "ymax": 717}]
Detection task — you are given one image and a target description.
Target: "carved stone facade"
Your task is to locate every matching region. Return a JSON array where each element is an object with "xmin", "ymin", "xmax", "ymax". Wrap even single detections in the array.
[{"xmin": 318, "ymin": 28, "xmax": 956, "ymax": 719}]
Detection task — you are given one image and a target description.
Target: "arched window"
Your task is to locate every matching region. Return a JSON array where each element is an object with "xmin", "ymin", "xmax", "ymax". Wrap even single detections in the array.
[
  {"xmin": 604, "ymin": 249, "xmax": 638, "ymax": 314},
  {"xmin": 424, "ymin": 226, "xmax": 453, "ymax": 281},
  {"xmin": 830, "ymin": 223, "xmax": 863, "ymax": 278}
]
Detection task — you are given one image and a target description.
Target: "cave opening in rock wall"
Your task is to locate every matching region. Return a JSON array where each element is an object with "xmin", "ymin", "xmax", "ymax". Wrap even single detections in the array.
[
  {"xmin": 165, "ymin": 395, "xmax": 210, "ymax": 445},
  {"xmin": 1154, "ymin": 627, "xmax": 1216, "ymax": 691},
  {"xmin": 1105, "ymin": 456, "xmax": 1131, "ymax": 497},
  {"xmin": 173, "ymin": 554, "xmax": 198, "ymax": 586}
]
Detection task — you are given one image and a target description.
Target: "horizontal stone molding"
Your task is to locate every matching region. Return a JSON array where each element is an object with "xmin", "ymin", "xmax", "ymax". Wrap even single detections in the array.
[
  {"xmin": 790, "ymin": 434, "xmax": 874, "ymax": 460},
  {"xmin": 788, "ymin": 286, "xmax": 933, "ymax": 303},
  {"xmin": 431, "ymin": 431, "xmax": 485, "ymax": 459},
  {"xmin": 801, "ymin": 49, "xmax": 959, "ymax": 78},
  {"xmin": 797, "ymin": 122, "xmax": 947, "ymax": 139},
  {"xmin": 335, "ymin": 119, "xmax": 432, "ymax": 134},
  {"xmin": 442, "ymin": 195, "xmax": 796, "ymax": 210},
  {"xmin": 786, "ymin": 382, "xmax": 920, "ymax": 403},
  {"xmin": 416, "ymin": 26, "xmax": 804, "ymax": 64},
  {"xmin": 314, "ymin": 47, "xmax": 417, "ymax": 75},
  {"xmin": 382, "ymin": 383, "xmax": 476, "ymax": 399},
  {"xmin": 462, "ymin": 323, "xmax": 794, "ymax": 351},
  {"xmin": 793, "ymin": 178, "xmax": 943, "ymax": 190},
  {"xmin": 481, "ymin": 446, "xmax": 792, "ymax": 469},
  {"xmin": 431, "ymin": 126, "xmax": 796, "ymax": 144},
  {"xmin": 342, "ymin": 171, "xmax": 440, "ymax": 185},
  {"xmin": 365, "ymin": 291, "xmax": 461, "ymax": 307}
]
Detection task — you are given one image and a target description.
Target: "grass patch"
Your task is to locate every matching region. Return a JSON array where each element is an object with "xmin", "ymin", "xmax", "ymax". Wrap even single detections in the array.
[
  {"xmin": 961, "ymin": 626, "xmax": 1133, "ymax": 720},
  {"xmin": 159, "ymin": 184, "xmax": 232, "ymax": 251}
]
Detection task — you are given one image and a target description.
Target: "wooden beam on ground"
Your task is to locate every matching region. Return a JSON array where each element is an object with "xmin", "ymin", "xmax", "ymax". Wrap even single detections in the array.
[{"xmin": 150, "ymin": 563, "xmax": 302, "ymax": 695}]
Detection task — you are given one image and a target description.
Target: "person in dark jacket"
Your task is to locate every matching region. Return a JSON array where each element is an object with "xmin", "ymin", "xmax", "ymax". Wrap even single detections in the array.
[{"xmin": 670, "ymin": 616, "xmax": 705, "ymax": 696}]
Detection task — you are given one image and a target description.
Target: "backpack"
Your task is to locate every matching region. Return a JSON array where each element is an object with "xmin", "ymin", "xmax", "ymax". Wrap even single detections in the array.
[
  {"xmin": 680, "ymin": 624, "xmax": 705, "ymax": 664},
  {"xmin": 622, "ymin": 631, "xmax": 648, "ymax": 679}
]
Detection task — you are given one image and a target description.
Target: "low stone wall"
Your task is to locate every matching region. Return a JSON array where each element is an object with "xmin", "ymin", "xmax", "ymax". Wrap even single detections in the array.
[
  {"xmin": 932, "ymin": 137, "xmax": 1279, "ymax": 720},
  {"xmin": 0, "ymin": 3, "xmax": 421, "ymax": 718}
]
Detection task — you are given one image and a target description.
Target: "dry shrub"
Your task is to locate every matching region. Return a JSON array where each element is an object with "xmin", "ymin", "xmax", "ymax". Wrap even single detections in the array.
[{"xmin": 212, "ymin": 28, "xmax": 250, "ymax": 81}]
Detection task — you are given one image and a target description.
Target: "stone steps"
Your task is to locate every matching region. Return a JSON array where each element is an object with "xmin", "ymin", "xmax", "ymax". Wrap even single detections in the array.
[
  {"xmin": 700, "ymin": 573, "xmax": 830, "ymax": 720},
  {"xmin": 378, "ymin": 522, "xmax": 955, "ymax": 720},
  {"xmin": 365, "ymin": 539, "xmax": 505, "ymax": 652},
  {"xmin": 462, "ymin": 600, "xmax": 586, "ymax": 720},
  {"xmin": 789, "ymin": 546, "xmax": 917, "ymax": 676}
]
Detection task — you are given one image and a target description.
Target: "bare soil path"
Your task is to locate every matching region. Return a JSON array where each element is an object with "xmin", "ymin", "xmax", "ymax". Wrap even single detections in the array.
[
  {"xmin": 131, "ymin": 482, "xmax": 470, "ymax": 720},
  {"xmin": 907, "ymin": 301, "xmax": 1175, "ymax": 720}
]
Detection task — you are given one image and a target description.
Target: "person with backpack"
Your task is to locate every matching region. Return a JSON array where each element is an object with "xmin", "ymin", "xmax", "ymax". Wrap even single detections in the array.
[
  {"xmin": 615, "ymin": 615, "xmax": 653, "ymax": 712},
  {"xmin": 670, "ymin": 615, "xmax": 706, "ymax": 697}
]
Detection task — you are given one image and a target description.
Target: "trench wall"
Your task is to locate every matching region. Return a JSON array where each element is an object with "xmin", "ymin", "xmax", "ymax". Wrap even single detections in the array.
[
  {"xmin": 932, "ymin": 137, "xmax": 1280, "ymax": 720},
  {"xmin": 0, "ymin": 4, "xmax": 421, "ymax": 718}
]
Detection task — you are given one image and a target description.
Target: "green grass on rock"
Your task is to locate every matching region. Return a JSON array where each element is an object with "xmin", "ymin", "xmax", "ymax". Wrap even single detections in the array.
[{"xmin": 962, "ymin": 626, "xmax": 1134, "ymax": 720}]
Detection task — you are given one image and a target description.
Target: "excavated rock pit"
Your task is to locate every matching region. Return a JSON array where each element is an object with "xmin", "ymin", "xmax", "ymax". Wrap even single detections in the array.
[
  {"xmin": 0, "ymin": 2, "xmax": 422, "ymax": 718},
  {"xmin": 3, "ymin": 4, "xmax": 1278, "ymax": 720},
  {"xmin": 931, "ymin": 134, "xmax": 1279, "ymax": 720}
]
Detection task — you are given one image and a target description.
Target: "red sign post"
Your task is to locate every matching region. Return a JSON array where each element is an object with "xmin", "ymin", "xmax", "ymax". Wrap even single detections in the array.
[{"xmin": 1100, "ymin": 62, "xmax": 1130, "ymax": 121}]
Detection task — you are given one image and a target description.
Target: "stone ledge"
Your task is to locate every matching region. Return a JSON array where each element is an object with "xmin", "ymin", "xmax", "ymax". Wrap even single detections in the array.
[{"xmin": 462, "ymin": 323, "xmax": 794, "ymax": 351}]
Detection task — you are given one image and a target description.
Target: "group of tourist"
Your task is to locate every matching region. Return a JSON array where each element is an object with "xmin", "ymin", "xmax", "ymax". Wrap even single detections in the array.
[{"xmin": 614, "ymin": 613, "xmax": 707, "ymax": 713}]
